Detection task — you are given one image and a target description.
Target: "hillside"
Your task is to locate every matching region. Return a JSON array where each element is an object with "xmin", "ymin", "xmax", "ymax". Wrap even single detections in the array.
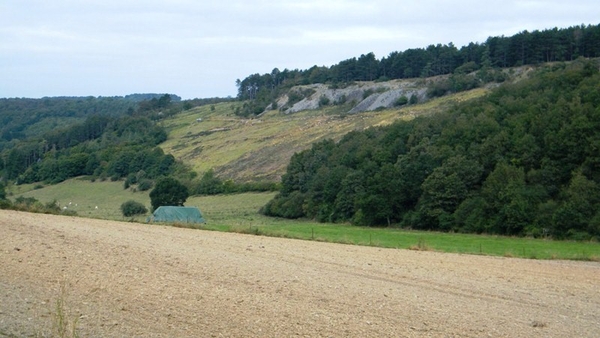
[
  {"xmin": 262, "ymin": 58, "xmax": 600, "ymax": 239},
  {"xmin": 160, "ymin": 80, "xmax": 490, "ymax": 182},
  {"xmin": 160, "ymin": 64, "xmax": 535, "ymax": 182},
  {"xmin": 0, "ymin": 94, "xmax": 181, "ymax": 150}
]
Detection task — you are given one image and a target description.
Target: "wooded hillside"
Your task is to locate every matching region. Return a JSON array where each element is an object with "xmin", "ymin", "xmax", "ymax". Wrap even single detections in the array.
[{"xmin": 262, "ymin": 59, "xmax": 600, "ymax": 240}]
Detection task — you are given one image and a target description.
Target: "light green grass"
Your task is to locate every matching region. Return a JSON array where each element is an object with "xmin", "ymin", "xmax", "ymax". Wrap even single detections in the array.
[
  {"xmin": 11, "ymin": 179, "xmax": 599, "ymax": 261},
  {"xmin": 12, "ymin": 178, "xmax": 151, "ymax": 221},
  {"xmin": 189, "ymin": 190, "xmax": 598, "ymax": 261}
]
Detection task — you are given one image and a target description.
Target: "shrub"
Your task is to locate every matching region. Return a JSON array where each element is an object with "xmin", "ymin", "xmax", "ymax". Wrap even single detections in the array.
[
  {"xmin": 394, "ymin": 96, "xmax": 408, "ymax": 106},
  {"xmin": 409, "ymin": 94, "xmax": 419, "ymax": 104},
  {"xmin": 335, "ymin": 94, "xmax": 347, "ymax": 105},
  {"xmin": 137, "ymin": 179, "xmax": 154, "ymax": 191},
  {"xmin": 260, "ymin": 191, "xmax": 305, "ymax": 219},
  {"xmin": 362, "ymin": 88, "xmax": 375, "ymax": 99},
  {"xmin": 0, "ymin": 199, "xmax": 11, "ymax": 209},
  {"xmin": 120, "ymin": 200, "xmax": 148, "ymax": 217},
  {"xmin": 44, "ymin": 200, "xmax": 61, "ymax": 214},
  {"xmin": 0, "ymin": 182, "xmax": 6, "ymax": 201}
]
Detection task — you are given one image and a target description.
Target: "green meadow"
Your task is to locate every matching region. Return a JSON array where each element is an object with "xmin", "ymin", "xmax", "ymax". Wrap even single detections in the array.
[{"xmin": 9, "ymin": 179, "xmax": 599, "ymax": 261}]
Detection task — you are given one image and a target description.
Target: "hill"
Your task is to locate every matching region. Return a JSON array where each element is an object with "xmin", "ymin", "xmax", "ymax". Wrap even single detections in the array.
[
  {"xmin": 160, "ymin": 79, "xmax": 491, "ymax": 182},
  {"xmin": 0, "ymin": 94, "xmax": 181, "ymax": 150},
  {"xmin": 236, "ymin": 24, "xmax": 600, "ymax": 117},
  {"xmin": 262, "ymin": 58, "xmax": 600, "ymax": 239},
  {"xmin": 0, "ymin": 66, "xmax": 525, "ymax": 186},
  {"xmin": 4, "ymin": 59, "xmax": 599, "ymax": 241}
]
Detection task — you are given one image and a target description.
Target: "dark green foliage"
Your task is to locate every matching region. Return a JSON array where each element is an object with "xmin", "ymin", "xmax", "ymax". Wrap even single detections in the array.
[
  {"xmin": 4, "ymin": 196, "xmax": 67, "ymax": 215},
  {"xmin": 0, "ymin": 182, "xmax": 6, "ymax": 201},
  {"xmin": 0, "ymin": 94, "xmax": 182, "ymax": 149},
  {"xmin": 192, "ymin": 169, "xmax": 280, "ymax": 195},
  {"xmin": 261, "ymin": 191, "xmax": 306, "ymax": 219},
  {"xmin": 264, "ymin": 59, "xmax": 600, "ymax": 239},
  {"xmin": 409, "ymin": 94, "xmax": 419, "ymax": 105},
  {"xmin": 149, "ymin": 177, "xmax": 189, "ymax": 211},
  {"xmin": 318, "ymin": 95, "xmax": 330, "ymax": 107},
  {"xmin": 394, "ymin": 96, "xmax": 408, "ymax": 106},
  {"xmin": 0, "ymin": 92, "xmax": 204, "ymax": 186},
  {"xmin": 195, "ymin": 169, "xmax": 224, "ymax": 195},
  {"xmin": 137, "ymin": 179, "xmax": 154, "ymax": 191},
  {"xmin": 120, "ymin": 200, "xmax": 148, "ymax": 217},
  {"xmin": 2, "ymin": 114, "xmax": 177, "ymax": 185}
]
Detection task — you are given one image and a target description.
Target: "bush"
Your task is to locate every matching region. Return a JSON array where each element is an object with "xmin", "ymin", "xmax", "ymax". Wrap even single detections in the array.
[
  {"xmin": 0, "ymin": 199, "xmax": 11, "ymax": 210},
  {"xmin": 137, "ymin": 179, "xmax": 154, "ymax": 191},
  {"xmin": 120, "ymin": 200, "xmax": 148, "ymax": 217},
  {"xmin": 409, "ymin": 94, "xmax": 419, "ymax": 104},
  {"xmin": 319, "ymin": 95, "xmax": 330, "ymax": 107},
  {"xmin": 394, "ymin": 96, "xmax": 408, "ymax": 106},
  {"xmin": 0, "ymin": 182, "xmax": 6, "ymax": 201},
  {"xmin": 194, "ymin": 169, "xmax": 224, "ymax": 195},
  {"xmin": 260, "ymin": 191, "xmax": 305, "ymax": 219},
  {"xmin": 44, "ymin": 200, "xmax": 61, "ymax": 214},
  {"xmin": 362, "ymin": 89, "xmax": 375, "ymax": 99}
]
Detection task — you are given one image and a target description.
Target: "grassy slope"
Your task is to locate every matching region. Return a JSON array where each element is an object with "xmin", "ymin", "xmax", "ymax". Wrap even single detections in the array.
[
  {"xmin": 160, "ymin": 88, "xmax": 489, "ymax": 182},
  {"xmin": 12, "ymin": 179, "xmax": 150, "ymax": 221}
]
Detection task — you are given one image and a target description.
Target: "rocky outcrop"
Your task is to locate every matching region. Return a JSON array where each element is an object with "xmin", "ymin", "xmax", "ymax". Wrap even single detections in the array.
[{"xmin": 277, "ymin": 79, "xmax": 428, "ymax": 114}]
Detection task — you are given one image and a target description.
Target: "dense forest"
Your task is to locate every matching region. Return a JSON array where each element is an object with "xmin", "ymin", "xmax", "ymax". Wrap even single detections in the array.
[
  {"xmin": 3, "ymin": 115, "xmax": 175, "ymax": 185},
  {"xmin": 0, "ymin": 93, "xmax": 186, "ymax": 153},
  {"xmin": 0, "ymin": 94, "xmax": 192, "ymax": 186},
  {"xmin": 262, "ymin": 59, "xmax": 600, "ymax": 240},
  {"xmin": 236, "ymin": 24, "xmax": 600, "ymax": 116}
]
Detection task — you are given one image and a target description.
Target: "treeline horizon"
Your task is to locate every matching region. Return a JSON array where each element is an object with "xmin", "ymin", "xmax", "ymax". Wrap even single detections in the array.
[{"xmin": 236, "ymin": 23, "xmax": 600, "ymax": 116}]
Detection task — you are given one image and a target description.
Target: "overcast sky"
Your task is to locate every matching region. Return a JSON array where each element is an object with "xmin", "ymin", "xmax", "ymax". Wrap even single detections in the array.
[{"xmin": 1, "ymin": 1, "xmax": 599, "ymax": 100}]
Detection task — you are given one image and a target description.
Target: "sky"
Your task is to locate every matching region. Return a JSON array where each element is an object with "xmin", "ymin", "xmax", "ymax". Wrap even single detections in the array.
[{"xmin": 1, "ymin": 1, "xmax": 599, "ymax": 100}]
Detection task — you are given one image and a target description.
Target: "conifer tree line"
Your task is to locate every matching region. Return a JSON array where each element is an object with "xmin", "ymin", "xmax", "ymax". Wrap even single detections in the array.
[
  {"xmin": 236, "ymin": 24, "xmax": 600, "ymax": 116},
  {"xmin": 262, "ymin": 59, "xmax": 600, "ymax": 240}
]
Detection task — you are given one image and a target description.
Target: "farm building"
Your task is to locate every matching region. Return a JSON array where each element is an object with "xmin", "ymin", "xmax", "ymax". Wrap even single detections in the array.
[{"xmin": 148, "ymin": 206, "xmax": 205, "ymax": 224}]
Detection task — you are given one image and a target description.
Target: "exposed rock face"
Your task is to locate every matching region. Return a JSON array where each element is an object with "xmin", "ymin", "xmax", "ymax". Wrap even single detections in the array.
[{"xmin": 278, "ymin": 80, "xmax": 428, "ymax": 114}]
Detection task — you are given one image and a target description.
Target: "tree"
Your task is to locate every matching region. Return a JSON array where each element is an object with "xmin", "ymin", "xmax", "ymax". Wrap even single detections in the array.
[
  {"xmin": 5, "ymin": 148, "xmax": 26, "ymax": 180},
  {"xmin": 0, "ymin": 182, "xmax": 6, "ymax": 201},
  {"xmin": 149, "ymin": 177, "xmax": 189, "ymax": 211},
  {"xmin": 416, "ymin": 156, "xmax": 483, "ymax": 230},
  {"xmin": 195, "ymin": 169, "xmax": 224, "ymax": 195},
  {"xmin": 120, "ymin": 200, "xmax": 148, "ymax": 217}
]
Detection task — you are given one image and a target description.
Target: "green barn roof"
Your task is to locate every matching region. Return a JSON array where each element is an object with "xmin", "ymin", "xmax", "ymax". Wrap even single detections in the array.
[{"xmin": 149, "ymin": 206, "xmax": 205, "ymax": 224}]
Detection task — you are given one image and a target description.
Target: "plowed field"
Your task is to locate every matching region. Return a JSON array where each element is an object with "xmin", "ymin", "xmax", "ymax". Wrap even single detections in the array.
[{"xmin": 1, "ymin": 210, "xmax": 598, "ymax": 337}]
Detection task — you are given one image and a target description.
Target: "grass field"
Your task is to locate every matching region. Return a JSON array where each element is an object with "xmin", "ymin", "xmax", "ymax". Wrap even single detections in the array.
[
  {"xmin": 10, "ymin": 178, "xmax": 150, "ymax": 221},
  {"xmin": 9, "ymin": 179, "xmax": 599, "ymax": 261}
]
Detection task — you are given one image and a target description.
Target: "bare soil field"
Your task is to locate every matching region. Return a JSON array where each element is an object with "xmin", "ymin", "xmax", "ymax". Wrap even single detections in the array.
[{"xmin": 1, "ymin": 210, "xmax": 599, "ymax": 337}]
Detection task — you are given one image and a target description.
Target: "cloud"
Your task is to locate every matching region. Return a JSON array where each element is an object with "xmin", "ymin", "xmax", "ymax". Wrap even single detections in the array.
[{"xmin": 1, "ymin": 0, "xmax": 599, "ymax": 99}]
